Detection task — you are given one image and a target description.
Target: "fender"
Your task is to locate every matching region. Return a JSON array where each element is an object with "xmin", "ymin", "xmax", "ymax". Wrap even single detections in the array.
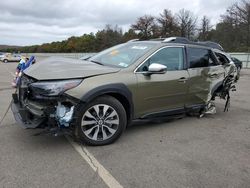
[{"xmin": 80, "ymin": 83, "xmax": 134, "ymax": 121}]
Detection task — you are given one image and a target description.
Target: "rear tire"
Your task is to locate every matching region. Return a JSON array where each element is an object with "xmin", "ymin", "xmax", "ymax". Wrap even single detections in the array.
[
  {"xmin": 236, "ymin": 66, "xmax": 241, "ymax": 80},
  {"xmin": 75, "ymin": 96, "xmax": 127, "ymax": 146},
  {"xmin": 3, "ymin": 59, "xmax": 8, "ymax": 63}
]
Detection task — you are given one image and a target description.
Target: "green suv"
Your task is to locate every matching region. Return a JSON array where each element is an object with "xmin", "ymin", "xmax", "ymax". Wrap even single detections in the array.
[{"xmin": 11, "ymin": 38, "xmax": 236, "ymax": 145}]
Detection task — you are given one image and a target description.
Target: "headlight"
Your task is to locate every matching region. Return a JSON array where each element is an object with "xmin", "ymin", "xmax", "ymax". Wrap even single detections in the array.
[{"xmin": 30, "ymin": 79, "xmax": 82, "ymax": 96}]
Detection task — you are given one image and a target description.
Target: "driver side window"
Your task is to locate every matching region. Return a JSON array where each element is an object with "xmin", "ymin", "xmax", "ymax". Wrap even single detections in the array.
[{"xmin": 138, "ymin": 47, "xmax": 184, "ymax": 72}]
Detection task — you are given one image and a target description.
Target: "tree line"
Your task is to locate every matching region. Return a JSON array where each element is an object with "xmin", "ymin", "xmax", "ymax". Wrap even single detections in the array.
[{"xmin": 3, "ymin": 0, "xmax": 250, "ymax": 53}]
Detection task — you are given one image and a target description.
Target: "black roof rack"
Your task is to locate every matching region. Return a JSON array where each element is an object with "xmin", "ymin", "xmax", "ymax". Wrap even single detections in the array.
[
  {"xmin": 162, "ymin": 37, "xmax": 190, "ymax": 44},
  {"xmin": 196, "ymin": 41, "xmax": 224, "ymax": 51},
  {"xmin": 161, "ymin": 37, "xmax": 224, "ymax": 51},
  {"xmin": 129, "ymin": 37, "xmax": 224, "ymax": 51}
]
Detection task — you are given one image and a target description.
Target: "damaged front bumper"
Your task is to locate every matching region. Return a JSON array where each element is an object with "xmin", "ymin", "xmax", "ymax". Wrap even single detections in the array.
[
  {"xmin": 11, "ymin": 99, "xmax": 45, "ymax": 129},
  {"xmin": 11, "ymin": 75, "xmax": 79, "ymax": 130},
  {"xmin": 11, "ymin": 96, "xmax": 76, "ymax": 129}
]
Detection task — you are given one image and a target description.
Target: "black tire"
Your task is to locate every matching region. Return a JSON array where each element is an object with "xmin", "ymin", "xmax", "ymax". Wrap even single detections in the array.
[
  {"xmin": 236, "ymin": 66, "xmax": 241, "ymax": 80},
  {"xmin": 75, "ymin": 95, "xmax": 127, "ymax": 146},
  {"xmin": 3, "ymin": 59, "xmax": 8, "ymax": 63}
]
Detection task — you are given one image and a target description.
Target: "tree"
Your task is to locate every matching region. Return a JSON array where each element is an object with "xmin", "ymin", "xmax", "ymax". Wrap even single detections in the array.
[
  {"xmin": 157, "ymin": 9, "xmax": 179, "ymax": 37},
  {"xmin": 211, "ymin": 0, "xmax": 250, "ymax": 51},
  {"xmin": 122, "ymin": 29, "xmax": 138, "ymax": 42},
  {"xmin": 176, "ymin": 9, "xmax": 197, "ymax": 39},
  {"xmin": 198, "ymin": 16, "xmax": 212, "ymax": 41},
  {"xmin": 77, "ymin": 33, "xmax": 96, "ymax": 52},
  {"xmin": 131, "ymin": 15, "xmax": 157, "ymax": 39},
  {"xmin": 231, "ymin": 0, "xmax": 250, "ymax": 49},
  {"xmin": 95, "ymin": 24, "xmax": 123, "ymax": 51}
]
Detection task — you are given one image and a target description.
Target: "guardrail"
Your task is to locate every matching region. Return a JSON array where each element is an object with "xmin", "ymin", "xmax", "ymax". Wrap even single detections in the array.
[
  {"xmin": 229, "ymin": 53, "xmax": 250, "ymax": 68},
  {"xmin": 23, "ymin": 53, "xmax": 96, "ymax": 59},
  {"xmin": 23, "ymin": 52, "xmax": 250, "ymax": 68}
]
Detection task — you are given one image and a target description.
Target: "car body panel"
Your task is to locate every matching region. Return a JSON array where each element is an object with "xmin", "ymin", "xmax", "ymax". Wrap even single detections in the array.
[
  {"xmin": 134, "ymin": 70, "xmax": 189, "ymax": 117},
  {"xmin": 213, "ymin": 49, "xmax": 237, "ymax": 81},
  {"xmin": 65, "ymin": 69, "xmax": 137, "ymax": 101},
  {"xmin": 24, "ymin": 57, "xmax": 121, "ymax": 80},
  {"xmin": 186, "ymin": 66, "xmax": 225, "ymax": 106}
]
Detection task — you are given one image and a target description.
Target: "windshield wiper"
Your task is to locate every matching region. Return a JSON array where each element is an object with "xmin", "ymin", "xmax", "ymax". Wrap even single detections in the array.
[{"xmin": 90, "ymin": 60, "xmax": 104, "ymax": 66}]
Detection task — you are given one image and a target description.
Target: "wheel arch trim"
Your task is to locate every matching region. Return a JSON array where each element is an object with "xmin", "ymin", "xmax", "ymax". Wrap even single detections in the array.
[{"xmin": 80, "ymin": 83, "xmax": 134, "ymax": 123}]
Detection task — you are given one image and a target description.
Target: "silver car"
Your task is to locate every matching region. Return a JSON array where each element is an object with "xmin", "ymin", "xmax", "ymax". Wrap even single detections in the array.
[{"xmin": 1, "ymin": 53, "xmax": 21, "ymax": 63}]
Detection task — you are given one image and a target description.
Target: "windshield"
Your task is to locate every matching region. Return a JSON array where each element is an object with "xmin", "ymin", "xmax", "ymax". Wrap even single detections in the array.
[{"xmin": 89, "ymin": 42, "xmax": 157, "ymax": 68}]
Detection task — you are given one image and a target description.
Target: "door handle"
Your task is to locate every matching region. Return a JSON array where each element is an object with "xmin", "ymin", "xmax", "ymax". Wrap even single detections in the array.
[{"xmin": 178, "ymin": 77, "xmax": 188, "ymax": 83}]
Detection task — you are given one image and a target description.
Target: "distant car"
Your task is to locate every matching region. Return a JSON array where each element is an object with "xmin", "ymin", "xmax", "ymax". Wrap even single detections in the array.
[
  {"xmin": 0, "ymin": 52, "xmax": 5, "ymax": 57},
  {"xmin": 231, "ymin": 57, "xmax": 243, "ymax": 71},
  {"xmin": 1, "ymin": 53, "xmax": 21, "ymax": 63}
]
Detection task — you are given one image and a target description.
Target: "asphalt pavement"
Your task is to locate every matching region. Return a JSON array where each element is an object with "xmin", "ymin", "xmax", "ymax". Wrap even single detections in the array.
[{"xmin": 0, "ymin": 59, "xmax": 249, "ymax": 188}]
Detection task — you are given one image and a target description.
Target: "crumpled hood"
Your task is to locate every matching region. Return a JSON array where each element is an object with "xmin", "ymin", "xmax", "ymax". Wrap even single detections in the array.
[{"xmin": 24, "ymin": 57, "xmax": 120, "ymax": 80}]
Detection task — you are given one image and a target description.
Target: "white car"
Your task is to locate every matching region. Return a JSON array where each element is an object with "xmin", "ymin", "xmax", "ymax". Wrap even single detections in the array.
[
  {"xmin": 0, "ymin": 52, "xmax": 5, "ymax": 59},
  {"xmin": 1, "ymin": 53, "xmax": 21, "ymax": 63}
]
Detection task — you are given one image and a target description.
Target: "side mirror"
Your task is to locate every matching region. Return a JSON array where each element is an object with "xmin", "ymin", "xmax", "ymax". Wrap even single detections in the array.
[{"xmin": 144, "ymin": 63, "xmax": 167, "ymax": 76}]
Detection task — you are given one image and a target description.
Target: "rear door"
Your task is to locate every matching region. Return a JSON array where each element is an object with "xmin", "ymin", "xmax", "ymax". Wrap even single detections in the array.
[
  {"xmin": 134, "ymin": 46, "xmax": 189, "ymax": 117},
  {"xmin": 186, "ymin": 47, "xmax": 225, "ymax": 106}
]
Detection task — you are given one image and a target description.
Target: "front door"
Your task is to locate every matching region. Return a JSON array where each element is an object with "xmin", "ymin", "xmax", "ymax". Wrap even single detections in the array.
[{"xmin": 134, "ymin": 46, "xmax": 189, "ymax": 118}]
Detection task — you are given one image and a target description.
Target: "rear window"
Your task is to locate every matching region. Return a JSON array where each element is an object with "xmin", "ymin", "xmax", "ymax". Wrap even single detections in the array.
[{"xmin": 188, "ymin": 48, "xmax": 218, "ymax": 68}]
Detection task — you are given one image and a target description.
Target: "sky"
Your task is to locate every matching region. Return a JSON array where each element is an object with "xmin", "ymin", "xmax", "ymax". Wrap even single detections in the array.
[{"xmin": 0, "ymin": 0, "xmax": 239, "ymax": 46}]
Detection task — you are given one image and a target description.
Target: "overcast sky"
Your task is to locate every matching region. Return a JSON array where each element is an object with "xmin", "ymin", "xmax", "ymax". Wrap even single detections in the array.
[{"xmin": 0, "ymin": 0, "xmax": 239, "ymax": 46}]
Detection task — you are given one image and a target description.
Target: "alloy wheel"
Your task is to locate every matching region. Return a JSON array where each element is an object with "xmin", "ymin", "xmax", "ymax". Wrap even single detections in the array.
[{"xmin": 81, "ymin": 104, "xmax": 119, "ymax": 141}]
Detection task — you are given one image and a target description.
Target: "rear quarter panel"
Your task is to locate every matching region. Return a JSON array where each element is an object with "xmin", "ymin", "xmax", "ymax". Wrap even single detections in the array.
[{"xmin": 186, "ymin": 65, "xmax": 225, "ymax": 106}]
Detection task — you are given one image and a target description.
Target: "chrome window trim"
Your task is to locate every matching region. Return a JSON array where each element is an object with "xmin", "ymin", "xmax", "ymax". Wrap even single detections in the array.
[{"xmin": 134, "ymin": 46, "xmax": 185, "ymax": 74}]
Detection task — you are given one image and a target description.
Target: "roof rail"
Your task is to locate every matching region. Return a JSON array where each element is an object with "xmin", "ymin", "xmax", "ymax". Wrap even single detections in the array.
[
  {"xmin": 149, "ymin": 38, "xmax": 165, "ymax": 41},
  {"xmin": 162, "ymin": 37, "xmax": 177, "ymax": 42},
  {"xmin": 162, "ymin": 37, "xmax": 190, "ymax": 43},
  {"xmin": 127, "ymin": 37, "xmax": 224, "ymax": 51},
  {"xmin": 127, "ymin": 39, "xmax": 139, "ymax": 42},
  {"xmin": 196, "ymin": 41, "xmax": 224, "ymax": 51},
  {"xmin": 162, "ymin": 37, "xmax": 224, "ymax": 51}
]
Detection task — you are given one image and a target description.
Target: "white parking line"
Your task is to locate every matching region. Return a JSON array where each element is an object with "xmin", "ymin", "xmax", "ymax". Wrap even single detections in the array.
[{"xmin": 66, "ymin": 136, "xmax": 123, "ymax": 188}]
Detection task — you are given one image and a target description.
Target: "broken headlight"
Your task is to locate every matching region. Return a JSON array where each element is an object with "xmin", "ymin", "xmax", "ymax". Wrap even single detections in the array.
[{"xmin": 30, "ymin": 79, "xmax": 82, "ymax": 96}]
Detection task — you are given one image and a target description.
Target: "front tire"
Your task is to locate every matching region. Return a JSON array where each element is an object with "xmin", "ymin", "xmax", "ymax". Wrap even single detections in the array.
[
  {"xmin": 3, "ymin": 59, "xmax": 8, "ymax": 63},
  {"xmin": 75, "ymin": 96, "xmax": 127, "ymax": 146}
]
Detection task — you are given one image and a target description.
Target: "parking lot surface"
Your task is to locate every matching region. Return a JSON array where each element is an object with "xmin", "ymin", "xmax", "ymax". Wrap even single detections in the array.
[{"xmin": 0, "ymin": 60, "xmax": 249, "ymax": 188}]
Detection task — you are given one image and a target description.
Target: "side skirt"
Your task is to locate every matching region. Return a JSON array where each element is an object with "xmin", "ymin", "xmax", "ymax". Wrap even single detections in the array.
[
  {"xmin": 139, "ymin": 108, "xmax": 185, "ymax": 119},
  {"xmin": 135, "ymin": 104, "xmax": 205, "ymax": 121}
]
